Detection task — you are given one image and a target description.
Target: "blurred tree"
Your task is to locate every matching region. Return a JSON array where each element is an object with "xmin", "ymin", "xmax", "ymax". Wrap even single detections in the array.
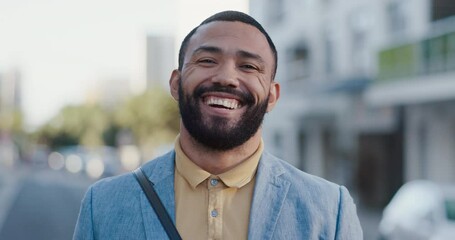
[
  {"xmin": 0, "ymin": 109, "xmax": 23, "ymax": 133},
  {"xmin": 114, "ymin": 86, "xmax": 179, "ymax": 156},
  {"xmin": 0, "ymin": 109, "xmax": 26, "ymax": 160},
  {"xmin": 35, "ymin": 104, "xmax": 111, "ymax": 149},
  {"xmin": 33, "ymin": 86, "xmax": 180, "ymax": 155}
]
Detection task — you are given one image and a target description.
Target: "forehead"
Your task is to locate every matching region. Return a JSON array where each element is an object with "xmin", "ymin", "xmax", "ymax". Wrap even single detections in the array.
[{"xmin": 186, "ymin": 21, "xmax": 274, "ymax": 62}]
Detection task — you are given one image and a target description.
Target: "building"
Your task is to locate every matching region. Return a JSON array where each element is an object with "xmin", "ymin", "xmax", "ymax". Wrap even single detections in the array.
[
  {"xmin": 0, "ymin": 68, "xmax": 21, "ymax": 112},
  {"xmin": 146, "ymin": 35, "xmax": 176, "ymax": 88},
  {"xmin": 367, "ymin": 0, "xmax": 455, "ymax": 184},
  {"xmin": 86, "ymin": 77, "xmax": 131, "ymax": 109},
  {"xmin": 0, "ymin": 68, "xmax": 22, "ymax": 167},
  {"xmin": 250, "ymin": 0, "xmax": 455, "ymax": 207}
]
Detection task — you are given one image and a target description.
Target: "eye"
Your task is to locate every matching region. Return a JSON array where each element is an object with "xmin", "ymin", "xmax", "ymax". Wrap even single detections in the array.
[
  {"xmin": 240, "ymin": 64, "xmax": 259, "ymax": 71},
  {"xmin": 197, "ymin": 58, "xmax": 217, "ymax": 65}
]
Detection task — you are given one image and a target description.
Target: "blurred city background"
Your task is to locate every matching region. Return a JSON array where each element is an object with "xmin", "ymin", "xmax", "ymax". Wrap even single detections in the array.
[{"xmin": 1, "ymin": 0, "xmax": 455, "ymax": 239}]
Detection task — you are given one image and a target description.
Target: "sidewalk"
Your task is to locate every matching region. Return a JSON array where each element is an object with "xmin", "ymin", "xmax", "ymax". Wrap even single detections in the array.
[{"xmin": 0, "ymin": 164, "xmax": 27, "ymax": 231}]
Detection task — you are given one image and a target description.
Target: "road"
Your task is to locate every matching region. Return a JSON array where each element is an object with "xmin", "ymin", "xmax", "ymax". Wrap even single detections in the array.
[{"xmin": 0, "ymin": 168, "xmax": 93, "ymax": 240}]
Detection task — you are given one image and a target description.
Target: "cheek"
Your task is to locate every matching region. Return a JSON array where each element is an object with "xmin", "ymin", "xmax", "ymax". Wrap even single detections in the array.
[
  {"xmin": 244, "ymin": 77, "xmax": 270, "ymax": 100},
  {"xmin": 181, "ymin": 67, "xmax": 212, "ymax": 89}
]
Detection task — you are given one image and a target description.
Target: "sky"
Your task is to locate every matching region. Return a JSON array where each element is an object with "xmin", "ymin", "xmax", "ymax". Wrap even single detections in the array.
[{"xmin": 0, "ymin": 0, "xmax": 248, "ymax": 129}]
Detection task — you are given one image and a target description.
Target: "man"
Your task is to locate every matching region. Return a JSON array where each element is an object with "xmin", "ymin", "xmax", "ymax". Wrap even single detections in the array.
[{"xmin": 73, "ymin": 11, "xmax": 363, "ymax": 240}]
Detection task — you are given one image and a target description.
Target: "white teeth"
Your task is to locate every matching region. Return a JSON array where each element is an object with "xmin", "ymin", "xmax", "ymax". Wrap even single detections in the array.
[{"xmin": 205, "ymin": 97, "xmax": 240, "ymax": 109}]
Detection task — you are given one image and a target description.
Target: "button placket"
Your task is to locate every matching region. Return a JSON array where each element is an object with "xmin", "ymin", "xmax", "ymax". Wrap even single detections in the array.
[
  {"xmin": 211, "ymin": 209, "xmax": 218, "ymax": 217},
  {"xmin": 210, "ymin": 178, "xmax": 219, "ymax": 186},
  {"xmin": 207, "ymin": 176, "xmax": 222, "ymax": 239}
]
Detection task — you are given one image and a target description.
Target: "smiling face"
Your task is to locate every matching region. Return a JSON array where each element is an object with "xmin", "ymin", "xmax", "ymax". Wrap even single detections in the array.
[{"xmin": 170, "ymin": 21, "xmax": 280, "ymax": 151}]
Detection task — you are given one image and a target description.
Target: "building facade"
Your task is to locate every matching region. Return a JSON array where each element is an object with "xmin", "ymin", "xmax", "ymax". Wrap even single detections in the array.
[
  {"xmin": 0, "ymin": 68, "xmax": 22, "ymax": 167},
  {"xmin": 146, "ymin": 35, "xmax": 175, "ymax": 88},
  {"xmin": 250, "ymin": 0, "xmax": 455, "ymax": 207}
]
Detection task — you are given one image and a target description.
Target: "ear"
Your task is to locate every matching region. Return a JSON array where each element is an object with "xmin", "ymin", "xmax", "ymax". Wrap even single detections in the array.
[
  {"xmin": 169, "ymin": 69, "xmax": 180, "ymax": 100},
  {"xmin": 266, "ymin": 82, "xmax": 280, "ymax": 112}
]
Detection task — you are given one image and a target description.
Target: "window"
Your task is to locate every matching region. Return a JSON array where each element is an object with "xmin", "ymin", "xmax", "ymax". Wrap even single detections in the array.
[
  {"xmin": 432, "ymin": 0, "xmax": 455, "ymax": 21},
  {"xmin": 446, "ymin": 33, "xmax": 455, "ymax": 70},
  {"xmin": 445, "ymin": 199, "xmax": 455, "ymax": 221},
  {"xmin": 422, "ymin": 35, "xmax": 446, "ymax": 74},
  {"xmin": 348, "ymin": 10, "xmax": 371, "ymax": 74},
  {"xmin": 287, "ymin": 44, "xmax": 311, "ymax": 80},
  {"xmin": 324, "ymin": 32, "xmax": 334, "ymax": 75},
  {"xmin": 267, "ymin": 0, "xmax": 284, "ymax": 25},
  {"xmin": 387, "ymin": 1, "xmax": 407, "ymax": 34}
]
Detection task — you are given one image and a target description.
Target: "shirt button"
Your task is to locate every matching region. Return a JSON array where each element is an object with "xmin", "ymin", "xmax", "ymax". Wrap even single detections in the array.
[
  {"xmin": 210, "ymin": 179, "xmax": 219, "ymax": 186},
  {"xmin": 211, "ymin": 209, "xmax": 218, "ymax": 217}
]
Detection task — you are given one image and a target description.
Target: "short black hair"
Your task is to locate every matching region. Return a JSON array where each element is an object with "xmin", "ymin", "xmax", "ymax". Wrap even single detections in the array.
[{"xmin": 178, "ymin": 10, "xmax": 278, "ymax": 79}]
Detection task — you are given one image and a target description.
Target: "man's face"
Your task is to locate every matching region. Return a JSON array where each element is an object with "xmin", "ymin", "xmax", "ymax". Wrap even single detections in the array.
[{"xmin": 171, "ymin": 21, "xmax": 279, "ymax": 151}]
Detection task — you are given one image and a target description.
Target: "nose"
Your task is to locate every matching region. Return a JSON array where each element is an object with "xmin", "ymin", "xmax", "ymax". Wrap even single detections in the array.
[{"xmin": 211, "ymin": 62, "xmax": 239, "ymax": 88}]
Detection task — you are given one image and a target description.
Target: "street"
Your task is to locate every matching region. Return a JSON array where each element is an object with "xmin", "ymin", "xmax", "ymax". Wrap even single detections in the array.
[{"xmin": 0, "ymin": 166, "xmax": 92, "ymax": 240}]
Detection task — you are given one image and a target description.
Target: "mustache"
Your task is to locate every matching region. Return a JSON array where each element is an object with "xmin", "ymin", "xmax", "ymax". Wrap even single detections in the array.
[{"xmin": 193, "ymin": 85, "xmax": 255, "ymax": 105}]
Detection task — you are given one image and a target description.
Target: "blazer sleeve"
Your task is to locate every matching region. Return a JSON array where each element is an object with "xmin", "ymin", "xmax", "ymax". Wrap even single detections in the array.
[
  {"xmin": 335, "ymin": 186, "xmax": 363, "ymax": 240},
  {"xmin": 73, "ymin": 186, "xmax": 95, "ymax": 240}
]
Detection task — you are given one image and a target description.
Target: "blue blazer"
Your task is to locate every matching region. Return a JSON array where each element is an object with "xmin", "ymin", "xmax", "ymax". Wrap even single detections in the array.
[{"xmin": 73, "ymin": 151, "xmax": 363, "ymax": 239}]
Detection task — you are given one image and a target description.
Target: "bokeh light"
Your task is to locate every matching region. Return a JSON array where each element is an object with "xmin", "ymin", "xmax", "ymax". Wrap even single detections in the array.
[
  {"xmin": 85, "ymin": 157, "xmax": 104, "ymax": 179},
  {"xmin": 48, "ymin": 152, "xmax": 65, "ymax": 170},
  {"xmin": 65, "ymin": 154, "xmax": 83, "ymax": 174}
]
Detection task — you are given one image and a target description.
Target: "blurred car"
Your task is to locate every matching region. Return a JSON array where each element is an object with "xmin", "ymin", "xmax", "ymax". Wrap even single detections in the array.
[
  {"xmin": 29, "ymin": 144, "xmax": 50, "ymax": 168},
  {"xmin": 54, "ymin": 145, "xmax": 123, "ymax": 179},
  {"xmin": 378, "ymin": 180, "xmax": 455, "ymax": 240}
]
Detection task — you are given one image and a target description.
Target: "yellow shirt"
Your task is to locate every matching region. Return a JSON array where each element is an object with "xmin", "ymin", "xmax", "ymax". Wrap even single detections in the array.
[{"xmin": 174, "ymin": 138, "xmax": 263, "ymax": 240}]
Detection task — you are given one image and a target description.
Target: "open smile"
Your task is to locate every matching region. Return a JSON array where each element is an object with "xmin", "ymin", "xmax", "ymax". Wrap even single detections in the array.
[{"xmin": 203, "ymin": 96, "xmax": 242, "ymax": 110}]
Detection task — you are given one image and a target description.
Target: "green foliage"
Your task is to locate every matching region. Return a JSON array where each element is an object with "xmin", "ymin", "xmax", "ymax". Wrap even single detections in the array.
[
  {"xmin": 35, "ymin": 104, "xmax": 111, "ymax": 149},
  {"xmin": 114, "ymin": 86, "xmax": 179, "ymax": 148},
  {"xmin": 33, "ymin": 86, "xmax": 180, "ymax": 151},
  {"xmin": 0, "ymin": 109, "xmax": 23, "ymax": 133},
  {"xmin": 0, "ymin": 109, "xmax": 26, "ymax": 159}
]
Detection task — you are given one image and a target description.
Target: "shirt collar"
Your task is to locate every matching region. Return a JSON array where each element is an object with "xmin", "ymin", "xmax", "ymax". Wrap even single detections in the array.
[
  {"xmin": 218, "ymin": 140, "xmax": 263, "ymax": 188},
  {"xmin": 174, "ymin": 138, "xmax": 210, "ymax": 189},
  {"xmin": 174, "ymin": 136, "xmax": 263, "ymax": 189}
]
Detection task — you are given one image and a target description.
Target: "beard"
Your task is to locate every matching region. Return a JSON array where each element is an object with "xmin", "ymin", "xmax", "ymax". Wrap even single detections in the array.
[{"xmin": 178, "ymin": 80, "xmax": 269, "ymax": 151}]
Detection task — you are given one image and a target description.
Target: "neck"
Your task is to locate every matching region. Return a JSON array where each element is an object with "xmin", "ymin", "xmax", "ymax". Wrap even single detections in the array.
[{"xmin": 178, "ymin": 124, "xmax": 262, "ymax": 175}]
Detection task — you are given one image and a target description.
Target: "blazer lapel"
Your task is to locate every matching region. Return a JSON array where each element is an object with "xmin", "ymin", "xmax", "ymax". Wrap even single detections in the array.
[
  {"xmin": 139, "ymin": 151, "xmax": 177, "ymax": 240},
  {"xmin": 248, "ymin": 152, "xmax": 291, "ymax": 240}
]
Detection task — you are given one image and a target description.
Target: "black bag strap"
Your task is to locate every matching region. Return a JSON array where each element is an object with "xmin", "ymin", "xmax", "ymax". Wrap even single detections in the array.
[{"xmin": 133, "ymin": 168, "xmax": 182, "ymax": 240}]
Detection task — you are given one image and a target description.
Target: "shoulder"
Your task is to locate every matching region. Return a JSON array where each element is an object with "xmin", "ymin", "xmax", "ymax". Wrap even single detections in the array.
[
  {"xmin": 74, "ymin": 151, "xmax": 177, "ymax": 239},
  {"xmin": 258, "ymin": 151, "xmax": 352, "ymax": 214},
  {"xmin": 260, "ymin": 151, "xmax": 340, "ymax": 193},
  {"xmin": 258, "ymin": 152, "xmax": 362, "ymax": 238},
  {"xmin": 88, "ymin": 150, "xmax": 175, "ymax": 200}
]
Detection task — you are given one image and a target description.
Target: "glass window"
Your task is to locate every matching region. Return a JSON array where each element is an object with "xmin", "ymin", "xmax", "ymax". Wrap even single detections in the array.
[
  {"xmin": 287, "ymin": 44, "xmax": 311, "ymax": 81},
  {"xmin": 348, "ymin": 9, "xmax": 372, "ymax": 74},
  {"xmin": 267, "ymin": 0, "xmax": 284, "ymax": 25},
  {"xmin": 432, "ymin": 0, "xmax": 455, "ymax": 21},
  {"xmin": 423, "ymin": 36, "xmax": 446, "ymax": 74},
  {"xmin": 387, "ymin": 1, "xmax": 407, "ymax": 34},
  {"xmin": 445, "ymin": 199, "xmax": 455, "ymax": 221},
  {"xmin": 324, "ymin": 33, "xmax": 334, "ymax": 75},
  {"xmin": 446, "ymin": 33, "xmax": 455, "ymax": 70}
]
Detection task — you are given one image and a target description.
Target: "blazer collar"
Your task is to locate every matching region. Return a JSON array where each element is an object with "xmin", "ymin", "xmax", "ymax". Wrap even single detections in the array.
[
  {"xmin": 140, "ymin": 151, "xmax": 177, "ymax": 240},
  {"xmin": 248, "ymin": 151, "xmax": 291, "ymax": 240}
]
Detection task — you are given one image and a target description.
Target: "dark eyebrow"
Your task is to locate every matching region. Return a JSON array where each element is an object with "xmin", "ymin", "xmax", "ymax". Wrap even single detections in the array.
[
  {"xmin": 191, "ymin": 46, "xmax": 265, "ymax": 65},
  {"xmin": 191, "ymin": 46, "xmax": 222, "ymax": 56},
  {"xmin": 237, "ymin": 50, "xmax": 265, "ymax": 64}
]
